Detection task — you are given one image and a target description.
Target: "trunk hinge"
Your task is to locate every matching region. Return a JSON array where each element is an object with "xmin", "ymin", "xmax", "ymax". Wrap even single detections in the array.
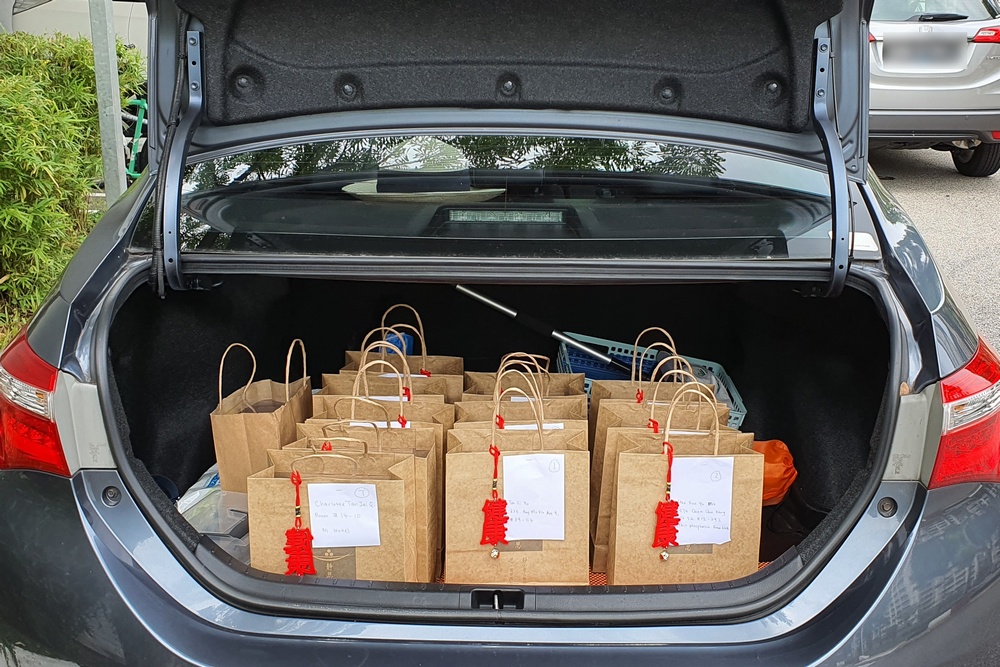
[
  {"xmin": 153, "ymin": 31, "xmax": 204, "ymax": 295},
  {"xmin": 811, "ymin": 36, "xmax": 851, "ymax": 298}
]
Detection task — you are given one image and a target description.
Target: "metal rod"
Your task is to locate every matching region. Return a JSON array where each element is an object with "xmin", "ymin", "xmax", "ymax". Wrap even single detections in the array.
[
  {"xmin": 454, "ymin": 284, "xmax": 517, "ymax": 318},
  {"xmin": 550, "ymin": 330, "xmax": 614, "ymax": 364},
  {"xmin": 455, "ymin": 284, "xmax": 631, "ymax": 372}
]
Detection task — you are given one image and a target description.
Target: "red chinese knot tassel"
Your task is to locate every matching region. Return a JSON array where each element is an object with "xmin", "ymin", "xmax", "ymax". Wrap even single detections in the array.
[
  {"xmin": 636, "ymin": 388, "xmax": 644, "ymax": 404},
  {"xmin": 480, "ymin": 443, "xmax": 508, "ymax": 557},
  {"xmin": 652, "ymin": 442, "xmax": 681, "ymax": 559},
  {"xmin": 284, "ymin": 470, "xmax": 317, "ymax": 576},
  {"xmin": 420, "ymin": 368, "xmax": 432, "ymax": 377},
  {"xmin": 402, "ymin": 386, "xmax": 412, "ymax": 401}
]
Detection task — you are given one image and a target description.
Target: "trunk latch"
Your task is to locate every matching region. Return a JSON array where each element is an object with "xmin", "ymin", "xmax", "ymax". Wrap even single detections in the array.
[{"xmin": 471, "ymin": 589, "xmax": 526, "ymax": 610}]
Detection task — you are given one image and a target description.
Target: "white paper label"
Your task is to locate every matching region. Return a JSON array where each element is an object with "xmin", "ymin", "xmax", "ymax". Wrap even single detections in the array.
[
  {"xmin": 348, "ymin": 420, "xmax": 410, "ymax": 429},
  {"xmin": 307, "ymin": 483, "xmax": 380, "ymax": 548},
  {"xmin": 501, "ymin": 422, "xmax": 565, "ymax": 431},
  {"xmin": 378, "ymin": 373, "xmax": 404, "ymax": 379},
  {"xmin": 509, "ymin": 396, "xmax": 536, "ymax": 403},
  {"xmin": 671, "ymin": 457, "xmax": 734, "ymax": 546},
  {"xmin": 367, "ymin": 395, "xmax": 410, "ymax": 402},
  {"xmin": 503, "ymin": 453, "xmax": 565, "ymax": 541}
]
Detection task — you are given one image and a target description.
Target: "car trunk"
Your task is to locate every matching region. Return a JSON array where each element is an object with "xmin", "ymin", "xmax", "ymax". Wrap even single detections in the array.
[{"xmin": 103, "ymin": 273, "xmax": 892, "ymax": 617}]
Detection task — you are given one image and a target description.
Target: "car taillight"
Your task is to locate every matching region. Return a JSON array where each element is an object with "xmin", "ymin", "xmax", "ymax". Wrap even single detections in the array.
[
  {"xmin": 972, "ymin": 27, "xmax": 1000, "ymax": 43},
  {"xmin": 0, "ymin": 330, "xmax": 68, "ymax": 477},
  {"xmin": 928, "ymin": 338, "xmax": 1000, "ymax": 488}
]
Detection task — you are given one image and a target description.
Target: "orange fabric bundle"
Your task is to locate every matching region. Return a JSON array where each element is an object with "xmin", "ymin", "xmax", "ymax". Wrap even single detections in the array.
[{"xmin": 752, "ymin": 440, "xmax": 797, "ymax": 506}]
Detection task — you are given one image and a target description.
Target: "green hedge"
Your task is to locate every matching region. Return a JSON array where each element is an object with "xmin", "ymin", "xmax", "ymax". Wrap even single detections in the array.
[{"xmin": 0, "ymin": 33, "xmax": 145, "ymax": 343}]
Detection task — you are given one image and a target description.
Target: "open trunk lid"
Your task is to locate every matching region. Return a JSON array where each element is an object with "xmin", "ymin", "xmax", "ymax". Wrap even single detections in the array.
[
  {"xmin": 146, "ymin": 0, "xmax": 869, "ymax": 160},
  {"xmin": 145, "ymin": 0, "xmax": 869, "ymax": 296}
]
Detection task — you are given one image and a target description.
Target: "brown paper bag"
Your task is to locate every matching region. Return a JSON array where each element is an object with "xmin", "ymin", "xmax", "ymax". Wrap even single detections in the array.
[
  {"xmin": 343, "ymin": 304, "xmax": 464, "ymax": 377},
  {"xmin": 463, "ymin": 353, "xmax": 586, "ymax": 400},
  {"xmin": 248, "ymin": 448, "xmax": 423, "ymax": 582},
  {"xmin": 453, "ymin": 367, "xmax": 588, "ymax": 433},
  {"xmin": 297, "ymin": 401, "xmax": 445, "ymax": 479},
  {"xmin": 328, "ymin": 337, "xmax": 460, "ymax": 403},
  {"xmin": 313, "ymin": 360, "xmax": 454, "ymax": 432},
  {"xmin": 313, "ymin": 391, "xmax": 444, "ymax": 417},
  {"xmin": 336, "ymin": 327, "xmax": 464, "ymax": 403},
  {"xmin": 456, "ymin": 394, "xmax": 588, "ymax": 423},
  {"xmin": 210, "ymin": 340, "xmax": 312, "ymax": 493},
  {"xmin": 281, "ymin": 426, "xmax": 442, "ymax": 582},
  {"xmin": 589, "ymin": 352, "xmax": 703, "ymax": 508},
  {"xmin": 607, "ymin": 389, "xmax": 763, "ymax": 585},
  {"xmin": 590, "ymin": 379, "xmax": 730, "ymax": 571},
  {"xmin": 445, "ymin": 387, "xmax": 589, "ymax": 585},
  {"xmin": 589, "ymin": 342, "xmax": 698, "ymax": 442},
  {"xmin": 306, "ymin": 400, "xmax": 454, "ymax": 443}
]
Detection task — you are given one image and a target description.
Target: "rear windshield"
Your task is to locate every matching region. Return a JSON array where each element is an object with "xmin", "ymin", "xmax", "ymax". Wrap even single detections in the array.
[
  {"xmin": 141, "ymin": 135, "xmax": 833, "ymax": 261},
  {"xmin": 871, "ymin": 0, "xmax": 999, "ymax": 21}
]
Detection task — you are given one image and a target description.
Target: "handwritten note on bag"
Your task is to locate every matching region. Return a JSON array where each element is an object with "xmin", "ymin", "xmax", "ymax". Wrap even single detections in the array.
[
  {"xmin": 503, "ymin": 453, "xmax": 566, "ymax": 541},
  {"xmin": 307, "ymin": 483, "xmax": 381, "ymax": 548},
  {"xmin": 671, "ymin": 457, "xmax": 734, "ymax": 546}
]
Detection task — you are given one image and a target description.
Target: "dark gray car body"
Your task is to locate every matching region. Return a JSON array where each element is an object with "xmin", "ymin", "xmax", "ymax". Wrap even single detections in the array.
[{"xmin": 2, "ymin": 0, "xmax": 1000, "ymax": 663}]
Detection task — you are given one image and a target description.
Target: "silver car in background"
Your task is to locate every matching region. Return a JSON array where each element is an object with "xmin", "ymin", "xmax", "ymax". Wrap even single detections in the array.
[{"xmin": 869, "ymin": 0, "xmax": 1000, "ymax": 176}]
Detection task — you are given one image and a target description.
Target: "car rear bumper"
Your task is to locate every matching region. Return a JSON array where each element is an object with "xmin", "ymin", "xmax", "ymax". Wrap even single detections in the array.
[
  {"xmin": 1, "ymin": 470, "xmax": 999, "ymax": 666},
  {"xmin": 869, "ymin": 109, "xmax": 1000, "ymax": 144}
]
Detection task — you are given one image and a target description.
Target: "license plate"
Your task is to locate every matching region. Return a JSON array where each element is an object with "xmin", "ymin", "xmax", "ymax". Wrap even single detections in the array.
[{"xmin": 883, "ymin": 35, "xmax": 964, "ymax": 67}]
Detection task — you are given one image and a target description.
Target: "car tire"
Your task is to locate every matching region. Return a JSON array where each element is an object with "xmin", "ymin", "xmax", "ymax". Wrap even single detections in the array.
[{"xmin": 951, "ymin": 143, "xmax": 1000, "ymax": 177}]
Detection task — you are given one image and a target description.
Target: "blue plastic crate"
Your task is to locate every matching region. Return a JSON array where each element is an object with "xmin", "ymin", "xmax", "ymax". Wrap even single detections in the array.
[{"xmin": 556, "ymin": 332, "xmax": 746, "ymax": 429}]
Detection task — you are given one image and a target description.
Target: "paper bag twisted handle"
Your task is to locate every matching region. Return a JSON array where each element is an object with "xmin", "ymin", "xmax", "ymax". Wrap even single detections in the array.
[
  {"xmin": 497, "ymin": 353, "xmax": 551, "ymax": 397},
  {"xmin": 491, "ymin": 385, "xmax": 545, "ymax": 449},
  {"xmin": 284, "ymin": 338, "xmax": 307, "ymax": 402},
  {"xmin": 352, "ymin": 359, "xmax": 409, "ymax": 425},
  {"xmin": 323, "ymin": 400, "xmax": 392, "ymax": 427},
  {"xmin": 359, "ymin": 327, "xmax": 413, "ymax": 372},
  {"xmin": 380, "ymin": 304, "xmax": 429, "ymax": 359},
  {"xmin": 631, "ymin": 327, "xmax": 677, "ymax": 384},
  {"xmin": 307, "ymin": 435, "xmax": 369, "ymax": 453},
  {"xmin": 291, "ymin": 451, "xmax": 370, "ymax": 479},
  {"xmin": 499, "ymin": 352, "xmax": 551, "ymax": 373},
  {"xmin": 217, "ymin": 343, "xmax": 256, "ymax": 411},
  {"xmin": 491, "ymin": 368, "xmax": 546, "ymax": 426},
  {"xmin": 481, "ymin": 385, "xmax": 543, "ymax": 558},
  {"xmin": 648, "ymin": 375, "xmax": 716, "ymax": 433},
  {"xmin": 636, "ymin": 354, "xmax": 693, "ymax": 403},
  {"xmin": 355, "ymin": 337, "xmax": 414, "ymax": 399},
  {"xmin": 662, "ymin": 385, "xmax": 723, "ymax": 456}
]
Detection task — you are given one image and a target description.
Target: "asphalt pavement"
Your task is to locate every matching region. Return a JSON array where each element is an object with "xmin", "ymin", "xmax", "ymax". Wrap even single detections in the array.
[{"xmin": 869, "ymin": 147, "xmax": 1000, "ymax": 347}]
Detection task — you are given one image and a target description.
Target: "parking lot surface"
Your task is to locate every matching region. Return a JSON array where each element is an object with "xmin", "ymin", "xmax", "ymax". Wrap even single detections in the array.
[{"xmin": 871, "ymin": 148, "xmax": 1000, "ymax": 347}]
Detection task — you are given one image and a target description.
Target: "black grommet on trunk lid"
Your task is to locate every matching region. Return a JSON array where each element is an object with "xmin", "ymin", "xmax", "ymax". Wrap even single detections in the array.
[
  {"xmin": 654, "ymin": 78, "xmax": 681, "ymax": 107},
  {"xmin": 496, "ymin": 74, "xmax": 521, "ymax": 100},
  {"xmin": 337, "ymin": 76, "xmax": 362, "ymax": 102}
]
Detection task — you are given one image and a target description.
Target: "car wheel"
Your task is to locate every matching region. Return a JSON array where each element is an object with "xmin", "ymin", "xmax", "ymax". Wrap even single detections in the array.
[{"xmin": 951, "ymin": 143, "xmax": 1000, "ymax": 177}]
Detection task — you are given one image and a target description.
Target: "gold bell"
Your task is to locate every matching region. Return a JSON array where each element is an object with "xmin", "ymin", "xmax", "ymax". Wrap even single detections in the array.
[
  {"xmin": 490, "ymin": 547, "xmax": 500, "ymax": 559},
  {"xmin": 660, "ymin": 550, "xmax": 670, "ymax": 561}
]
